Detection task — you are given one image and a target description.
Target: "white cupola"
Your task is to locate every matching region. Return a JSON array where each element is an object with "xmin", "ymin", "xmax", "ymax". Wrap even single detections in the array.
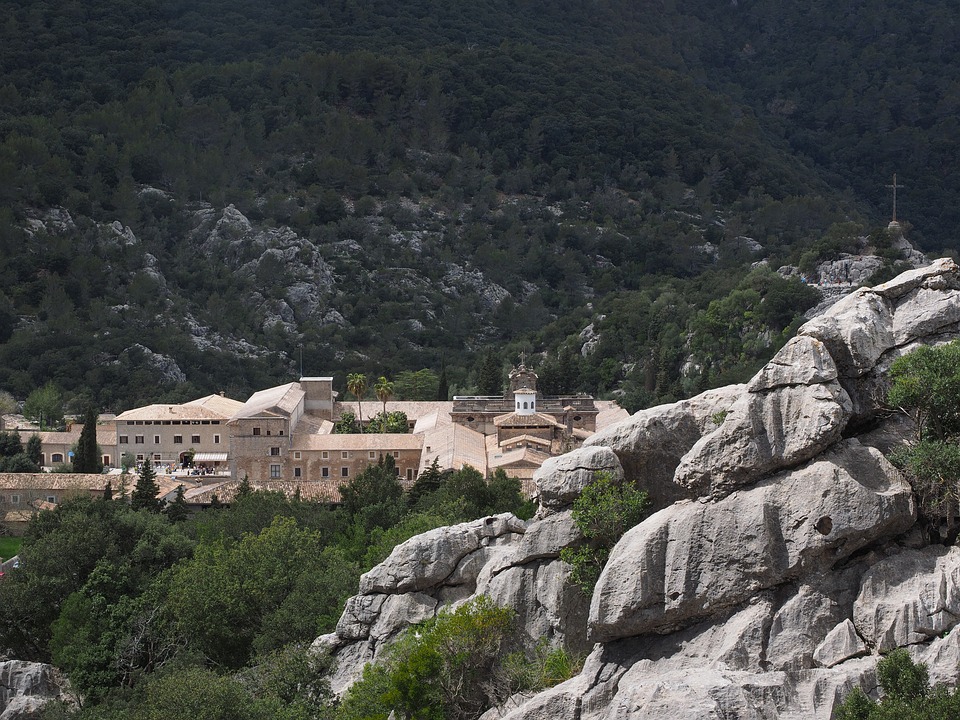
[{"xmin": 514, "ymin": 388, "xmax": 537, "ymax": 415}]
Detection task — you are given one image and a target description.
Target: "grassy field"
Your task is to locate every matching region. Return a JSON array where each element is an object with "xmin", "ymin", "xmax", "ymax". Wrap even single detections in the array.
[{"xmin": 0, "ymin": 536, "xmax": 22, "ymax": 561}]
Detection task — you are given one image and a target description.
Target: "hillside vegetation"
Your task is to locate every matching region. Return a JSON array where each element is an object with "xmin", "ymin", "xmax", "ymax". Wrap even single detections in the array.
[{"xmin": 0, "ymin": 0, "xmax": 951, "ymax": 410}]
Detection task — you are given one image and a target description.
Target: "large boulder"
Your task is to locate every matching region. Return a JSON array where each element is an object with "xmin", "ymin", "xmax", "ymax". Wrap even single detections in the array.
[
  {"xmin": 590, "ymin": 440, "xmax": 915, "ymax": 642},
  {"xmin": 533, "ymin": 446, "xmax": 623, "ymax": 510},
  {"xmin": 675, "ymin": 338, "xmax": 853, "ymax": 497},
  {"xmin": 585, "ymin": 384, "xmax": 743, "ymax": 509},
  {"xmin": 359, "ymin": 514, "xmax": 526, "ymax": 595}
]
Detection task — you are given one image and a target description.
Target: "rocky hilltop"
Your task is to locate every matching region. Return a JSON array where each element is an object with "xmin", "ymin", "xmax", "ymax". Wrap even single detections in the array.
[{"xmin": 319, "ymin": 258, "xmax": 960, "ymax": 718}]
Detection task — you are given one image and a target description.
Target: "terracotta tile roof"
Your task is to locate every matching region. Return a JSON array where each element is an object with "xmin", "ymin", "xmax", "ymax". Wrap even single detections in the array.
[
  {"xmin": 229, "ymin": 383, "xmax": 304, "ymax": 421},
  {"xmin": 595, "ymin": 400, "xmax": 630, "ymax": 430},
  {"xmin": 291, "ymin": 433, "xmax": 423, "ymax": 452},
  {"xmin": 17, "ymin": 429, "xmax": 80, "ymax": 444},
  {"xmin": 183, "ymin": 394, "xmax": 245, "ymax": 416},
  {"xmin": 0, "ymin": 473, "xmax": 111, "ymax": 491},
  {"xmin": 115, "ymin": 404, "xmax": 228, "ymax": 422},
  {"xmin": 498, "ymin": 434, "xmax": 552, "ymax": 447},
  {"xmin": 183, "ymin": 479, "xmax": 344, "ymax": 504},
  {"xmin": 493, "ymin": 412, "xmax": 564, "ymax": 429}
]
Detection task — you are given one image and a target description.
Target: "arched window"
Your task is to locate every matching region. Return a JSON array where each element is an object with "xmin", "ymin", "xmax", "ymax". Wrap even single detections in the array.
[
  {"xmin": 52, "ymin": 453, "xmax": 64, "ymax": 463},
  {"xmin": 523, "ymin": 401, "xmax": 528, "ymax": 409}
]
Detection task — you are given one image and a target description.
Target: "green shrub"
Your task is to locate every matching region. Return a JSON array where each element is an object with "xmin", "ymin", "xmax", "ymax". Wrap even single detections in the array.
[{"xmin": 560, "ymin": 471, "xmax": 650, "ymax": 594}]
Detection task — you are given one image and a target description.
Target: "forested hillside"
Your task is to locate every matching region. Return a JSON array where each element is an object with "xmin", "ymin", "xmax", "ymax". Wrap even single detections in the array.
[{"xmin": 0, "ymin": 0, "xmax": 952, "ymax": 411}]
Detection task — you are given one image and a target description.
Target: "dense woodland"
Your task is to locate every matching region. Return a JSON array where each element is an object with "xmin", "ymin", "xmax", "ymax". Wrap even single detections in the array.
[
  {"xmin": 1, "ymin": 0, "xmax": 953, "ymax": 412},
  {"xmin": 0, "ymin": 462, "xmax": 537, "ymax": 718}
]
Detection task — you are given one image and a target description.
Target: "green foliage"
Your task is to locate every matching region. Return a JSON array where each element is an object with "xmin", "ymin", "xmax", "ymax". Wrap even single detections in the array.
[
  {"xmin": 333, "ymin": 411, "xmax": 361, "ymax": 434},
  {"xmin": 888, "ymin": 341, "xmax": 960, "ymax": 442},
  {"xmin": 23, "ymin": 382, "xmax": 65, "ymax": 430},
  {"xmin": 165, "ymin": 516, "xmax": 352, "ymax": 669},
  {"xmin": 0, "ymin": 496, "xmax": 194, "ymax": 664},
  {"xmin": 131, "ymin": 459, "xmax": 162, "ymax": 513},
  {"xmin": 336, "ymin": 596, "xmax": 515, "ymax": 720},
  {"xmin": 338, "ymin": 456, "xmax": 405, "ymax": 533},
  {"xmin": 887, "ymin": 342, "xmax": 960, "ymax": 534},
  {"xmin": 476, "ymin": 351, "xmax": 504, "ymax": 396},
  {"xmin": 0, "ymin": 536, "xmax": 21, "ymax": 561},
  {"xmin": 501, "ymin": 640, "xmax": 584, "ymax": 693},
  {"xmin": 164, "ymin": 485, "xmax": 190, "ymax": 523},
  {"xmin": 834, "ymin": 649, "xmax": 960, "ymax": 719},
  {"xmin": 393, "ymin": 370, "xmax": 440, "ymax": 401},
  {"xmin": 346, "ymin": 373, "xmax": 367, "ymax": 430},
  {"xmin": 0, "ymin": 430, "xmax": 38, "ymax": 472},
  {"xmin": 365, "ymin": 411, "xmax": 409, "ymax": 434},
  {"xmin": 560, "ymin": 471, "xmax": 650, "ymax": 594},
  {"xmin": 74, "ymin": 406, "xmax": 103, "ymax": 474}
]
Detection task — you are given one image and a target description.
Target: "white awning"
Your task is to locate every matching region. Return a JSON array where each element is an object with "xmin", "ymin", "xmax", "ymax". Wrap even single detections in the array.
[{"xmin": 192, "ymin": 452, "xmax": 228, "ymax": 462}]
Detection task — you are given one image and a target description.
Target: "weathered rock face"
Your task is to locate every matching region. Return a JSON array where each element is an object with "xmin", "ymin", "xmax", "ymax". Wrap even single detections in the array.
[
  {"xmin": 590, "ymin": 440, "xmax": 914, "ymax": 642},
  {"xmin": 321, "ymin": 259, "xmax": 960, "ymax": 719},
  {"xmin": 0, "ymin": 661, "xmax": 74, "ymax": 720},
  {"xmin": 585, "ymin": 384, "xmax": 743, "ymax": 510}
]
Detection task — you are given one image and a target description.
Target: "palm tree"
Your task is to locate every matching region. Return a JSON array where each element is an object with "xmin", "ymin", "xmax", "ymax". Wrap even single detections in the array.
[
  {"xmin": 346, "ymin": 373, "xmax": 367, "ymax": 433},
  {"xmin": 374, "ymin": 376, "xmax": 394, "ymax": 417}
]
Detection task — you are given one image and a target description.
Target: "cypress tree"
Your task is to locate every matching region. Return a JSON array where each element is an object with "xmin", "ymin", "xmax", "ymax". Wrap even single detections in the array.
[
  {"xmin": 437, "ymin": 365, "xmax": 449, "ymax": 401},
  {"xmin": 131, "ymin": 458, "xmax": 162, "ymax": 512},
  {"xmin": 74, "ymin": 407, "xmax": 103, "ymax": 474},
  {"xmin": 477, "ymin": 350, "xmax": 503, "ymax": 395}
]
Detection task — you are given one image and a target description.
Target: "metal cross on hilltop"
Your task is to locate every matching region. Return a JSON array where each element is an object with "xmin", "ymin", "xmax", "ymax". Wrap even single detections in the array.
[{"xmin": 886, "ymin": 173, "xmax": 904, "ymax": 222}]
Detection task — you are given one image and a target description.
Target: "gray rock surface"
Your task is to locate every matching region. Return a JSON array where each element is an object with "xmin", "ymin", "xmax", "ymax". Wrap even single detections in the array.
[
  {"xmin": 0, "ymin": 661, "xmax": 74, "ymax": 720},
  {"xmin": 590, "ymin": 440, "xmax": 914, "ymax": 643},
  {"xmin": 585, "ymin": 384, "xmax": 743, "ymax": 509},
  {"xmin": 853, "ymin": 545, "xmax": 960, "ymax": 651},
  {"xmin": 814, "ymin": 620, "xmax": 868, "ymax": 668}
]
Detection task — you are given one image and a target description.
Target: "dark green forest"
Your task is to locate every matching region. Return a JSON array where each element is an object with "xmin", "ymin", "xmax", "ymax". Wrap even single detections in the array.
[{"xmin": 0, "ymin": 0, "xmax": 953, "ymax": 411}]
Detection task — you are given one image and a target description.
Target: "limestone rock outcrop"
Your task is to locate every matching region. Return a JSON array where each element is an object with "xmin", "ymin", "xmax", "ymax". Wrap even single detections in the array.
[
  {"xmin": 321, "ymin": 259, "xmax": 960, "ymax": 719},
  {"xmin": 0, "ymin": 661, "xmax": 74, "ymax": 720}
]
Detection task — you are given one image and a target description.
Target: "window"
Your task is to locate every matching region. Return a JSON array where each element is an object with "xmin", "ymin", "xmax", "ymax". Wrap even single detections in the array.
[
  {"xmin": 253, "ymin": 427, "xmax": 261, "ymax": 436},
  {"xmin": 135, "ymin": 435, "xmax": 144, "ymax": 444},
  {"xmin": 266, "ymin": 430, "xmax": 271, "ymax": 436},
  {"xmin": 174, "ymin": 435, "xmax": 183, "ymax": 444},
  {"xmin": 119, "ymin": 435, "xmax": 128, "ymax": 444},
  {"xmin": 341, "ymin": 467, "xmax": 349, "ymax": 477},
  {"xmin": 270, "ymin": 464, "xmax": 281, "ymax": 478},
  {"xmin": 294, "ymin": 451, "xmax": 301, "ymax": 460},
  {"xmin": 393, "ymin": 451, "xmax": 399, "ymax": 458},
  {"xmin": 214, "ymin": 435, "xmax": 221, "ymax": 444},
  {"xmin": 270, "ymin": 447, "xmax": 280, "ymax": 456},
  {"xmin": 47, "ymin": 495, "xmax": 56, "ymax": 503},
  {"xmin": 154, "ymin": 435, "xmax": 161, "ymax": 444},
  {"xmin": 11, "ymin": 495, "xmax": 20, "ymax": 504},
  {"xmin": 102, "ymin": 455, "xmax": 110, "ymax": 465},
  {"xmin": 136, "ymin": 454, "xmax": 144, "ymax": 461},
  {"xmin": 407, "ymin": 468, "xmax": 414, "ymax": 481},
  {"xmin": 279, "ymin": 430, "xmax": 284, "ymax": 436},
  {"xmin": 322, "ymin": 451, "xmax": 329, "ymax": 459},
  {"xmin": 52, "ymin": 453, "xmax": 64, "ymax": 463},
  {"xmin": 153, "ymin": 454, "xmax": 161, "ymax": 461},
  {"xmin": 191, "ymin": 435, "xmax": 200, "ymax": 444},
  {"xmin": 321, "ymin": 467, "xmax": 329, "ymax": 478},
  {"xmin": 369, "ymin": 451, "xmax": 376, "ymax": 460},
  {"xmin": 294, "ymin": 467, "xmax": 302, "ymax": 478},
  {"xmin": 341, "ymin": 451, "xmax": 349, "ymax": 459}
]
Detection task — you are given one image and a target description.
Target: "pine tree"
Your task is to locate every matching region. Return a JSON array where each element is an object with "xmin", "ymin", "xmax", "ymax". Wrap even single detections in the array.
[
  {"xmin": 131, "ymin": 458, "xmax": 162, "ymax": 512},
  {"xmin": 165, "ymin": 485, "xmax": 190, "ymax": 523},
  {"xmin": 73, "ymin": 407, "xmax": 102, "ymax": 474}
]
